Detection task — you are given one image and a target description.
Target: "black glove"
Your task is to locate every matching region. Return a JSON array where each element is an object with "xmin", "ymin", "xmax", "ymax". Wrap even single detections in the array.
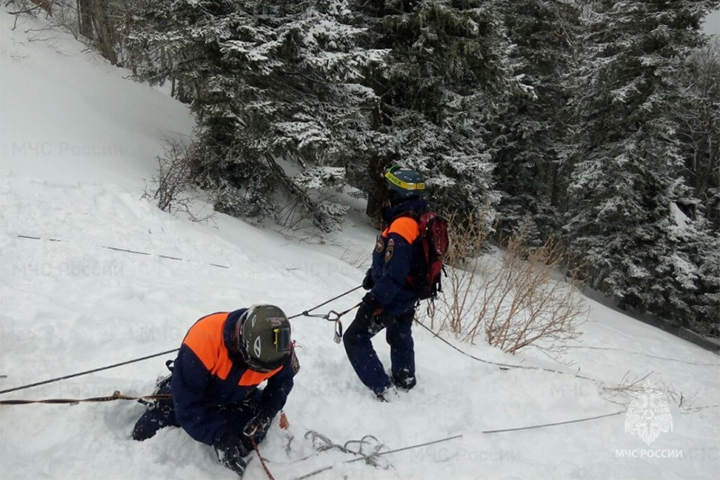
[
  {"xmin": 362, "ymin": 293, "xmax": 384, "ymax": 317},
  {"xmin": 362, "ymin": 270, "xmax": 374, "ymax": 290},
  {"xmin": 242, "ymin": 413, "xmax": 272, "ymax": 439},
  {"xmin": 214, "ymin": 431, "xmax": 249, "ymax": 478}
]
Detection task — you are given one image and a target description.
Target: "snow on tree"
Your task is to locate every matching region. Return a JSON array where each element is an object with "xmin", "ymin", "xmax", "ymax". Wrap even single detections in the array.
[
  {"xmin": 491, "ymin": 0, "xmax": 583, "ymax": 244},
  {"xmin": 565, "ymin": 0, "xmax": 720, "ymax": 328},
  {"xmin": 125, "ymin": 0, "xmax": 386, "ymax": 230},
  {"xmin": 675, "ymin": 39, "xmax": 720, "ymax": 232},
  {"xmin": 345, "ymin": 0, "xmax": 517, "ymax": 221}
]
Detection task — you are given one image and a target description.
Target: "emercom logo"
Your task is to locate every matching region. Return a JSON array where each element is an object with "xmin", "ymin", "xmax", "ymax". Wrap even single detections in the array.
[{"xmin": 624, "ymin": 383, "xmax": 674, "ymax": 446}]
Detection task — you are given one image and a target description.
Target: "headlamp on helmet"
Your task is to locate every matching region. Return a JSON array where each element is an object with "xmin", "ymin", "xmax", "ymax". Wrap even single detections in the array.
[{"xmin": 239, "ymin": 305, "xmax": 292, "ymax": 373}]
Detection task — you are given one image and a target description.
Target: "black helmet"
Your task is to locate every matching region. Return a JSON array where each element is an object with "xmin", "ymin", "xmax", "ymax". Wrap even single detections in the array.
[
  {"xmin": 239, "ymin": 305, "xmax": 292, "ymax": 372},
  {"xmin": 384, "ymin": 166, "xmax": 425, "ymax": 202}
]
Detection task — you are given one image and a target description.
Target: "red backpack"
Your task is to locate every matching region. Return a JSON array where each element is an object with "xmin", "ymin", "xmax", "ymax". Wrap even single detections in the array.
[{"xmin": 407, "ymin": 211, "xmax": 450, "ymax": 300}]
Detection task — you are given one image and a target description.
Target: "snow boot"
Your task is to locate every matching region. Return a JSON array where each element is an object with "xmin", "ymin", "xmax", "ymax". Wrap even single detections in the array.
[{"xmin": 376, "ymin": 385, "xmax": 401, "ymax": 403}]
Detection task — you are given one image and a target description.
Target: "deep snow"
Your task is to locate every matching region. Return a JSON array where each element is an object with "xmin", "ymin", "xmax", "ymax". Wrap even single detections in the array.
[{"xmin": 1, "ymin": 9, "xmax": 719, "ymax": 480}]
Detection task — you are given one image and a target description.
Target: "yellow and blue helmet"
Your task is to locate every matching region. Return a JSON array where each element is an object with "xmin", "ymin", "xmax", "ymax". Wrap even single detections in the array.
[{"xmin": 384, "ymin": 165, "xmax": 425, "ymax": 200}]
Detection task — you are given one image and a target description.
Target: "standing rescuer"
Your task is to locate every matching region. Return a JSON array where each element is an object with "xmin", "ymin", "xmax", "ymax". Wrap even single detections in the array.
[
  {"xmin": 344, "ymin": 165, "xmax": 430, "ymax": 401},
  {"xmin": 132, "ymin": 305, "xmax": 299, "ymax": 478}
]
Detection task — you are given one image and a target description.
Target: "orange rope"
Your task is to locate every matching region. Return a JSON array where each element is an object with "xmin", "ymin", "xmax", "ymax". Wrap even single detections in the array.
[{"xmin": 251, "ymin": 437, "xmax": 276, "ymax": 480}]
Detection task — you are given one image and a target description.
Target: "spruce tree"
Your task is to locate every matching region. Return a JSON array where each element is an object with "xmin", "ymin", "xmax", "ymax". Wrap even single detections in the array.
[
  {"xmin": 566, "ymin": 0, "xmax": 720, "ymax": 327},
  {"xmin": 347, "ymin": 0, "xmax": 516, "ymax": 221},
  {"xmin": 492, "ymin": 0, "xmax": 582, "ymax": 243},
  {"xmin": 676, "ymin": 40, "xmax": 720, "ymax": 232},
  {"xmin": 673, "ymin": 39, "xmax": 720, "ymax": 333},
  {"xmin": 125, "ymin": 0, "xmax": 385, "ymax": 230}
]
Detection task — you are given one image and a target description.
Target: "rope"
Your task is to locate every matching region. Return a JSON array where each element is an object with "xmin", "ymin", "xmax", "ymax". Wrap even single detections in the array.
[
  {"xmin": 481, "ymin": 411, "xmax": 624, "ymax": 434},
  {"xmin": 563, "ymin": 345, "xmax": 720, "ymax": 367},
  {"xmin": 0, "ymin": 391, "xmax": 172, "ymax": 405},
  {"xmin": 288, "ymin": 286, "xmax": 362, "ymax": 319},
  {"xmin": 299, "ymin": 302, "xmax": 362, "ymax": 344},
  {"xmin": 0, "ymin": 349, "xmax": 179, "ymax": 395},
  {"xmin": 331, "ymin": 302, "xmax": 363, "ymax": 319},
  {"xmin": 414, "ymin": 319, "xmax": 720, "ymax": 414},
  {"xmin": 0, "ymin": 287, "xmax": 362, "ymax": 396},
  {"xmin": 293, "ymin": 433, "xmax": 462, "ymax": 480},
  {"xmin": 345, "ymin": 434, "xmax": 462, "ymax": 464},
  {"xmin": 14, "ymin": 234, "xmax": 230, "ymax": 269},
  {"xmin": 294, "ymin": 464, "xmax": 333, "ymax": 480},
  {"xmin": 294, "ymin": 411, "xmax": 623, "ymax": 480},
  {"xmin": 304, "ymin": 430, "xmax": 388, "ymax": 467},
  {"xmin": 414, "ymin": 320, "xmax": 600, "ymax": 383},
  {"xmin": 251, "ymin": 438, "xmax": 276, "ymax": 480}
]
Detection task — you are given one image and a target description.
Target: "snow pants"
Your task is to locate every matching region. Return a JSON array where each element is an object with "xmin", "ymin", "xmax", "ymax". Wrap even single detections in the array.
[
  {"xmin": 131, "ymin": 377, "xmax": 266, "ymax": 449},
  {"xmin": 343, "ymin": 303, "xmax": 416, "ymax": 395}
]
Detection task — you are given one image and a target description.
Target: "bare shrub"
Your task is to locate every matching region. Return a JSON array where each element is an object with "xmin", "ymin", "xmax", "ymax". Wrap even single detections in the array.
[
  {"xmin": 420, "ymin": 218, "xmax": 588, "ymax": 361},
  {"xmin": 480, "ymin": 229, "xmax": 588, "ymax": 358},
  {"xmin": 6, "ymin": 0, "xmax": 54, "ymax": 30},
  {"xmin": 5, "ymin": 0, "xmax": 53, "ymax": 16},
  {"xmin": 422, "ymin": 209, "xmax": 493, "ymax": 332},
  {"xmin": 601, "ymin": 371, "xmax": 656, "ymax": 406},
  {"xmin": 341, "ymin": 246, "xmax": 370, "ymax": 270},
  {"xmin": 51, "ymin": 1, "xmax": 80, "ymax": 39},
  {"xmin": 29, "ymin": 0, "xmax": 53, "ymax": 13},
  {"xmin": 6, "ymin": 1, "xmax": 79, "ymax": 35},
  {"xmin": 142, "ymin": 138, "xmax": 213, "ymax": 222},
  {"xmin": 602, "ymin": 371, "xmax": 698, "ymax": 412}
]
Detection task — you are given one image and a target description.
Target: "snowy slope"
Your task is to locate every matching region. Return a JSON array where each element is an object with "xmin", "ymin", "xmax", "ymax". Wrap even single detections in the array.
[{"xmin": 1, "ymin": 9, "xmax": 719, "ymax": 480}]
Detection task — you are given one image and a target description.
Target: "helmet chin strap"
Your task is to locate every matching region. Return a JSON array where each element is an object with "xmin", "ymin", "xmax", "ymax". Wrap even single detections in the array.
[
  {"xmin": 389, "ymin": 190, "xmax": 406, "ymax": 206},
  {"xmin": 230, "ymin": 320, "xmax": 243, "ymax": 355}
]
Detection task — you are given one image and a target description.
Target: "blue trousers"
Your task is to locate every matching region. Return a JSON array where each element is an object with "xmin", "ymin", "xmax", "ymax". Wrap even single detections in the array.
[
  {"xmin": 132, "ymin": 378, "xmax": 265, "ymax": 449},
  {"xmin": 343, "ymin": 304, "xmax": 416, "ymax": 395}
]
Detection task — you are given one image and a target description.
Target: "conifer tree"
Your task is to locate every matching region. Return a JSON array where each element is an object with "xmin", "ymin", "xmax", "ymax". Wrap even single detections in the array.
[
  {"xmin": 492, "ymin": 0, "xmax": 582, "ymax": 242},
  {"xmin": 347, "ymin": 0, "xmax": 517, "ymax": 220},
  {"xmin": 566, "ymin": 0, "xmax": 720, "ymax": 326},
  {"xmin": 125, "ymin": 0, "xmax": 385, "ymax": 230},
  {"xmin": 675, "ymin": 40, "xmax": 720, "ymax": 232},
  {"xmin": 673, "ymin": 39, "xmax": 720, "ymax": 334}
]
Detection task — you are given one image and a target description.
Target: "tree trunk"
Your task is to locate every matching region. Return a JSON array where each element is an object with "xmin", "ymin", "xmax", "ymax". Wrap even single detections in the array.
[
  {"xmin": 77, "ymin": 0, "xmax": 93, "ymax": 38},
  {"xmin": 77, "ymin": 0, "xmax": 118, "ymax": 65}
]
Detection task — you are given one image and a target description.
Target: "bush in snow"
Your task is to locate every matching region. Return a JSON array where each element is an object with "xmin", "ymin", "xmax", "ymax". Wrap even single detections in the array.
[
  {"xmin": 143, "ymin": 137, "xmax": 213, "ymax": 222},
  {"xmin": 423, "ymin": 219, "xmax": 587, "ymax": 360}
]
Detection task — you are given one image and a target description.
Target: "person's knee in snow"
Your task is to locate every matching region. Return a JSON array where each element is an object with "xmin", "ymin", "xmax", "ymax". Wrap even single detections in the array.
[{"xmin": 131, "ymin": 305, "xmax": 299, "ymax": 477}]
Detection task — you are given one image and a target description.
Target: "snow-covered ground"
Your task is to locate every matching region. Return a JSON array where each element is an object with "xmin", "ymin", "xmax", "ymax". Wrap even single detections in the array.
[{"xmin": 1, "ymin": 9, "xmax": 719, "ymax": 480}]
